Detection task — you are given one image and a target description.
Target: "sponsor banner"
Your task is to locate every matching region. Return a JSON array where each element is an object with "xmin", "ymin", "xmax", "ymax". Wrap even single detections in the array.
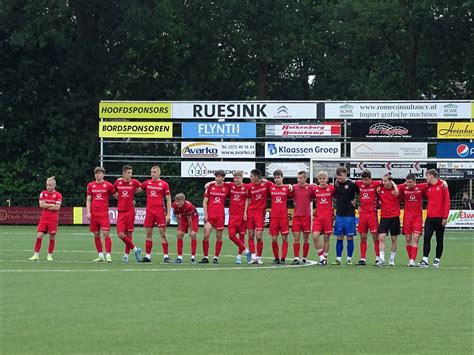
[
  {"xmin": 351, "ymin": 142, "xmax": 428, "ymax": 159},
  {"xmin": 325, "ymin": 102, "xmax": 472, "ymax": 119},
  {"xmin": 181, "ymin": 161, "xmax": 255, "ymax": 178},
  {"xmin": 173, "ymin": 102, "xmax": 316, "ymax": 119},
  {"xmin": 351, "ymin": 121, "xmax": 427, "ymax": 139},
  {"xmin": 436, "ymin": 143, "xmax": 474, "ymax": 158},
  {"xmin": 437, "ymin": 122, "xmax": 474, "ymax": 139},
  {"xmin": 265, "ymin": 162, "xmax": 310, "ymax": 178},
  {"xmin": 99, "ymin": 122, "xmax": 172, "ymax": 138},
  {"xmin": 438, "ymin": 168, "xmax": 474, "ymax": 180},
  {"xmin": 446, "ymin": 210, "xmax": 474, "ymax": 228},
  {"xmin": 265, "ymin": 142, "xmax": 340, "ymax": 159},
  {"xmin": 182, "ymin": 122, "xmax": 256, "ymax": 139},
  {"xmin": 0, "ymin": 207, "xmax": 73, "ymax": 225},
  {"xmin": 350, "ymin": 162, "xmax": 427, "ymax": 179},
  {"xmin": 265, "ymin": 123, "xmax": 340, "ymax": 137},
  {"xmin": 99, "ymin": 102, "xmax": 172, "ymax": 118},
  {"xmin": 180, "ymin": 142, "xmax": 255, "ymax": 158}
]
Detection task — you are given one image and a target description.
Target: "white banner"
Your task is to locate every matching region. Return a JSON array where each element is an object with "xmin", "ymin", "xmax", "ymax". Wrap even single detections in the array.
[
  {"xmin": 325, "ymin": 102, "xmax": 472, "ymax": 119},
  {"xmin": 173, "ymin": 102, "xmax": 316, "ymax": 119},
  {"xmin": 265, "ymin": 123, "xmax": 340, "ymax": 137},
  {"xmin": 446, "ymin": 210, "xmax": 474, "ymax": 228},
  {"xmin": 351, "ymin": 142, "xmax": 428, "ymax": 159},
  {"xmin": 265, "ymin": 162, "xmax": 310, "ymax": 178},
  {"xmin": 181, "ymin": 161, "xmax": 255, "ymax": 178},
  {"xmin": 180, "ymin": 141, "xmax": 255, "ymax": 158},
  {"xmin": 265, "ymin": 142, "xmax": 340, "ymax": 159},
  {"xmin": 350, "ymin": 162, "xmax": 427, "ymax": 179}
]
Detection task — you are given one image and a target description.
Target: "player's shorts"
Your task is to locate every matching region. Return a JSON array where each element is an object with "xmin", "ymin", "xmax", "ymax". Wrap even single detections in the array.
[
  {"xmin": 228, "ymin": 215, "xmax": 246, "ymax": 236},
  {"xmin": 402, "ymin": 214, "xmax": 422, "ymax": 236},
  {"xmin": 89, "ymin": 214, "xmax": 110, "ymax": 233},
  {"xmin": 178, "ymin": 214, "xmax": 199, "ymax": 234},
  {"xmin": 143, "ymin": 209, "xmax": 166, "ymax": 228},
  {"xmin": 292, "ymin": 215, "xmax": 311, "ymax": 233},
  {"xmin": 269, "ymin": 216, "xmax": 289, "ymax": 236},
  {"xmin": 246, "ymin": 209, "xmax": 265, "ymax": 231},
  {"xmin": 312, "ymin": 215, "xmax": 333, "ymax": 235},
  {"xmin": 334, "ymin": 215, "xmax": 356, "ymax": 237},
  {"xmin": 206, "ymin": 214, "xmax": 225, "ymax": 231},
  {"xmin": 378, "ymin": 217, "xmax": 401, "ymax": 236},
  {"xmin": 37, "ymin": 219, "xmax": 58, "ymax": 234},
  {"xmin": 117, "ymin": 210, "xmax": 135, "ymax": 234},
  {"xmin": 358, "ymin": 212, "xmax": 378, "ymax": 235}
]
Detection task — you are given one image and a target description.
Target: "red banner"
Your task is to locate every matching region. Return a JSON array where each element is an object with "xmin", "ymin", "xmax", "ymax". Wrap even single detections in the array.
[{"xmin": 0, "ymin": 207, "xmax": 74, "ymax": 225}]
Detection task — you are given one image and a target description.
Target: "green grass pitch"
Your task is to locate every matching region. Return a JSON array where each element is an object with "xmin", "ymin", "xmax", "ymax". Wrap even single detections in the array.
[{"xmin": 1, "ymin": 225, "xmax": 472, "ymax": 354}]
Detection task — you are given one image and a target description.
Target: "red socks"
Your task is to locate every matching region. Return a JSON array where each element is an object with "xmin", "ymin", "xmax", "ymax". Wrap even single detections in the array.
[
  {"xmin": 411, "ymin": 246, "xmax": 418, "ymax": 260},
  {"xmin": 272, "ymin": 241, "xmax": 279, "ymax": 259},
  {"xmin": 374, "ymin": 240, "xmax": 380, "ymax": 257},
  {"xmin": 94, "ymin": 237, "xmax": 103, "ymax": 253},
  {"xmin": 48, "ymin": 238, "xmax": 55, "ymax": 254},
  {"xmin": 406, "ymin": 245, "xmax": 412, "ymax": 259},
  {"xmin": 122, "ymin": 235, "xmax": 135, "ymax": 250},
  {"xmin": 293, "ymin": 242, "xmax": 300, "ymax": 258},
  {"xmin": 360, "ymin": 240, "xmax": 367, "ymax": 259},
  {"xmin": 215, "ymin": 240, "xmax": 223, "ymax": 257},
  {"xmin": 248, "ymin": 237, "xmax": 255, "ymax": 254},
  {"xmin": 202, "ymin": 240, "xmax": 209, "ymax": 257},
  {"xmin": 229, "ymin": 234, "xmax": 246, "ymax": 251},
  {"xmin": 282, "ymin": 241, "xmax": 288, "ymax": 259},
  {"xmin": 105, "ymin": 237, "xmax": 112, "ymax": 253},
  {"xmin": 177, "ymin": 239, "xmax": 184, "ymax": 255},
  {"xmin": 239, "ymin": 234, "xmax": 246, "ymax": 254},
  {"xmin": 162, "ymin": 241, "xmax": 169, "ymax": 255},
  {"xmin": 191, "ymin": 239, "xmax": 197, "ymax": 255},
  {"xmin": 34, "ymin": 238, "xmax": 43, "ymax": 253},
  {"xmin": 257, "ymin": 240, "xmax": 264, "ymax": 257},
  {"xmin": 145, "ymin": 239, "xmax": 153, "ymax": 254},
  {"xmin": 303, "ymin": 242, "xmax": 310, "ymax": 258}
]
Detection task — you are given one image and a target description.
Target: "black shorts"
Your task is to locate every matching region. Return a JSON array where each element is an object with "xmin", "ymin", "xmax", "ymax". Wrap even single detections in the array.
[{"xmin": 377, "ymin": 217, "xmax": 400, "ymax": 236}]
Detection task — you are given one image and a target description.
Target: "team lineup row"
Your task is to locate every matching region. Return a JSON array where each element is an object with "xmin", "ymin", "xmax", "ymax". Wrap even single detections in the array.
[{"xmin": 28, "ymin": 164, "xmax": 450, "ymax": 268}]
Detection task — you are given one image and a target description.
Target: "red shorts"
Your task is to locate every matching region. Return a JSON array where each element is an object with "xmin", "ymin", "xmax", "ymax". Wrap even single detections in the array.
[
  {"xmin": 89, "ymin": 214, "xmax": 110, "ymax": 233},
  {"xmin": 312, "ymin": 215, "xmax": 333, "ymax": 235},
  {"xmin": 269, "ymin": 216, "xmax": 289, "ymax": 236},
  {"xmin": 246, "ymin": 209, "xmax": 265, "ymax": 231},
  {"xmin": 117, "ymin": 210, "xmax": 135, "ymax": 234},
  {"xmin": 292, "ymin": 215, "xmax": 311, "ymax": 233},
  {"xmin": 178, "ymin": 215, "xmax": 199, "ymax": 234},
  {"xmin": 358, "ymin": 212, "xmax": 378, "ymax": 234},
  {"xmin": 206, "ymin": 214, "xmax": 225, "ymax": 231},
  {"xmin": 144, "ymin": 209, "xmax": 166, "ymax": 228},
  {"xmin": 37, "ymin": 219, "xmax": 58, "ymax": 234},
  {"xmin": 403, "ymin": 214, "xmax": 423, "ymax": 235},
  {"xmin": 228, "ymin": 215, "xmax": 246, "ymax": 236}
]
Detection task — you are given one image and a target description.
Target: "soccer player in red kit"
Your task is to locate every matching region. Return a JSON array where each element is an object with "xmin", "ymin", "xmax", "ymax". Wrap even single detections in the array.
[
  {"xmin": 290, "ymin": 171, "xmax": 314, "ymax": 265},
  {"xmin": 355, "ymin": 170, "xmax": 382, "ymax": 266},
  {"xmin": 418, "ymin": 169, "xmax": 450, "ymax": 268},
  {"xmin": 141, "ymin": 165, "xmax": 172, "ymax": 263},
  {"xmin": 312, "ymin": 171, "xmax": 335, "ymax": 265},
  {"xmin": 29, "ymin": 177, "xmax": 62, "ymax": 261},
  {"xmin": 245, "ymin": 169, "xmax": 271, "ymax": 264},
  {"xmin": 375, "ymin": 173, "xmax": 400, "ymax": 266},
  {"xmin": 268, "ymin": 170, "xmax": 291, "ymax": 264},
  {"xmin": 114, "ymin": 165, "xmax": 142, "ymax": 263},
  {"xmin": 172, "ymin": 193, "xmax": 198, "ymax": 263},
  {"xmin": 201, "ymin": 170, "xmax": 229, "ymax": 264},
  {"xmin": 86, "ymin": 167, "xmax": 115, "ymax": 262}
]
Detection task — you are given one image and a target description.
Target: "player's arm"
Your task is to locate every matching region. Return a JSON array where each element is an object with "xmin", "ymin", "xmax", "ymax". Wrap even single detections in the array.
[
  {"xmin": 244, "ymin": 198, "xmax": 250, "ymax": 221},
  {"xmin": 203, "ymin": 196, "xmax": 209, "ymax": 223},
  {"xmin": 165, "ymin": 194, "xmax": 172, "ymax": 224},
  {"xmin": 442, "ymin": 186, "xmax": 451, "ymax": 226},
  {"xmin": 391, "ymin": 181, "xmax": 399, "ymax": 196},
  {"xmin": 86, "ymin": 195, "xmax": 92, "ymax": 219},
  {"xmin": 49, "ymin": 202, "xmax": 61, "ymax": 211}
]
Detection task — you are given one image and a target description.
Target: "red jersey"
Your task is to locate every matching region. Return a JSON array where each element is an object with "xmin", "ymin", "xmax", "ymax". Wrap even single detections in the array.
[
  {"xmin": 39, "ymin": 190, "xmax": 62, "ymax": 220},
  {"xmin": 87, "ymin": 180, "xmax": 115, "ymax": 217},
  {"xmin": 268, "ymin": 183, "xmax": 290, "ymax": 218},
  {"xmin": 313, "ymin": 184, "xmax": 335, "ymax": 218},
  {"xmin": 114, "ymin": 178, "xmax": 141, "ymax": 212},
  {"xmin": 425, "ymin": 180, "xmax": 450, "ymax": 219},
  {"xmin": 356, "ymin": 180, "xmax": 381, "ymax": 214},
  {"xmin": 225, "ymin": 182, "xmax": 247, "ymax": 216},
  {"xmin": 291, "ymin": 183, "xmax": 314, "ymax": 217},
  {"xmin": 377, "ymin": 185, "xmax": 400, "ymax": 218},
  {"xmin": 204, "ymin": 184, "xmax": 228, "ymax": 217},
  {"xmin": 141, "ymin": 179, "xmax": 170, "ymax": 212},
  {"xmin": 246, "ymin": 181, "xmax": 270, "ymax": 211},
  {"xmin": 398, "ymin": 183, "xmax": 426, "ymax": 218},
  {"xmin": 172, "ymin": 200, "xmax": 197, "ymax": 217}
]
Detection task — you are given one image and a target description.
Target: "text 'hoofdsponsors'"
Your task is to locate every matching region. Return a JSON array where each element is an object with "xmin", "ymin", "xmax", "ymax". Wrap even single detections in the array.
[{"xmin": 99, "ymin": 102, "xmax": 172, "ymax": 118}]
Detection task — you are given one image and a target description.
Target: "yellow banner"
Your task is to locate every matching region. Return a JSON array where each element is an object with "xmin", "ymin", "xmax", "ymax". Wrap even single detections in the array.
[
  {"xmin": 99, "ymin": 102, "xmax": 172, "ymax": 118},
  {"xmin": 437, "ymin": 122, "xmax": 474, "ymax": 139},
  {"xmin": 99, "ymin": 122, "xmax": 173, "ymax": 138}
]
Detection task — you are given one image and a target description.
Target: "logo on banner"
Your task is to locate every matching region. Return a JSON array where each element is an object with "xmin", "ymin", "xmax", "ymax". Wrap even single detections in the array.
[
  {"xmin": 278, "ymin": 105, "xmax": 288, "ymax": 115},
  {"xmin": 437, "ymin": 122, "xmax": 474, "ymax": 139},
  {"xmin": 340, "ymin": 104, "xmax": 354, "ymax": 118},
  {"xmin": 368, "ymin": 122, "xmax": 409, "ymax": 136},
  {"xmin": 187, "ymin": 162, "xmax": 208, "ymax": 177},
  {"xmin": 268, "ymin": 144, "xmax": 277, "ymax": 155},
  {"xmin": 457, "ymin": 144, "xmax": 470, "ymax": 157},
  {"xmin": 182, "ymin": 142, "xmax": 219, "ymax": 158},
  {"xmin": 443, "ymin": 104, "xmax": 458, "ymax": 117}
]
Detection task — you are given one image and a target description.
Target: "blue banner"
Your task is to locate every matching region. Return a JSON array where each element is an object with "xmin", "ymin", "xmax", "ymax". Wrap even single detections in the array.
[
  {"xmin": 182, "ymin": 122, "xmax": 256, "ymax": 138},
  {"xmin": 437, "ymin": 142, "xmax": 474, "ymax": 158}
]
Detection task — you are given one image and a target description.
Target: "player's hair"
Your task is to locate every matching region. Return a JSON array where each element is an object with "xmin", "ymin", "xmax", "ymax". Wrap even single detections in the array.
[
  {"xmin": 151, "ymin": 165, "xmax": 161, "ymax": 173},
  {"xmin": 361, "ymin": 170, "xmax": 371, "ymax": 179},
  {"xmin": 383, "ymin": 172, "xmax": 393, "ymax": 181},
  {"xmin": 336, "ymin": 167, "xmax": 347, "ymax": 176},
  {"xmin": 94, "ymin": 167, "xmax": 105, "ymax": 174},
  {"xmin": 214, "ymin": 169, "xmax": 226, "ymax": 177},
  {"xmin": 297, "ymin": 170, "xmax": 307, "ymax": 177},
  {"xmin": 47, "ymin": 176, "xmax": 56, "ymax": 183},
  {"xmin": 426, "ymin": 169, "xmax": 438, "ymax": 178},
  {"xmin": 233, "ymin": 170, "xmax": 243, "ymax": 177},
  {"xmin": 250, "ymin": 169, "xmax": 262, "ymax": 179},
  {"xmin": 406, "ymin": 173, "xmax": 416, "ymax": 181},
  {"xmin": 318, "ymin": 171, "xmax": 328, "ymax": 178},
  {"xmin": 273, "ymin": 169, "xmax": 283, "ymax": 177},
  {"xmin": 175, "ymin": 193, "xmax": 185, "ymax": 201},
  {"xmin": 122, "ymin": 165, "xmax": 133, "ymax": 173}
]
